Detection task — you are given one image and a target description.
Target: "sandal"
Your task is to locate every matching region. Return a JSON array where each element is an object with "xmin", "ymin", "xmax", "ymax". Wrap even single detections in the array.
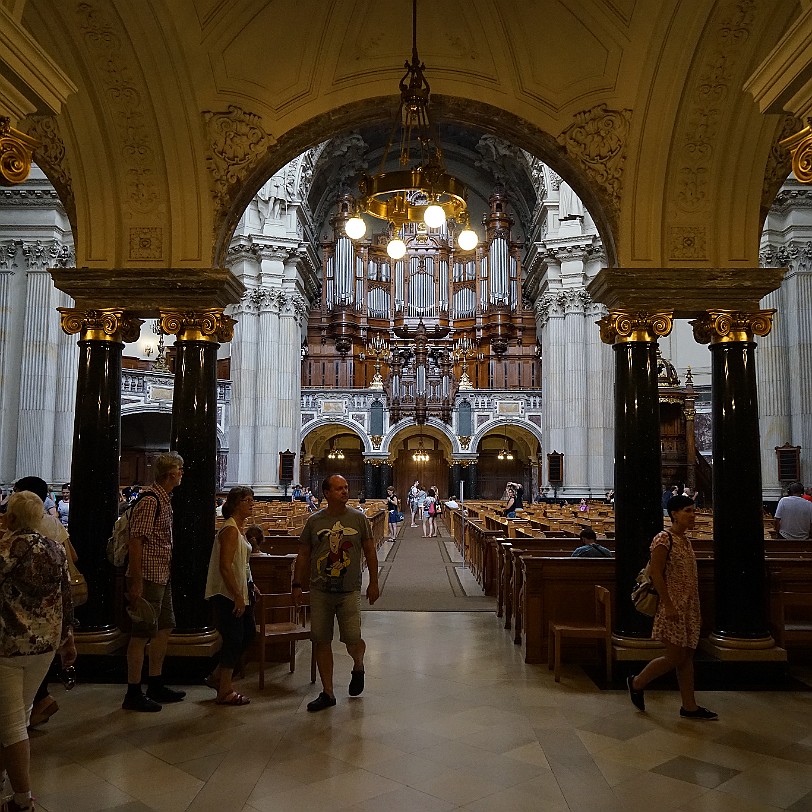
[{"xmin": 216, "ymin": 691, "xmax": 250, "ymax": 706}]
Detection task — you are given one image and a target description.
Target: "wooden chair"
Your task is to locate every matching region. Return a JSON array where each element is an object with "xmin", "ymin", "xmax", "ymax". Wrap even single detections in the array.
[
  {"xmin": 548, "ymin": 585, "xmax": 612, "ymax": 683},
  {"xmin": 257, "ymin": 591, "xmax": 315, "ymax": 689}
]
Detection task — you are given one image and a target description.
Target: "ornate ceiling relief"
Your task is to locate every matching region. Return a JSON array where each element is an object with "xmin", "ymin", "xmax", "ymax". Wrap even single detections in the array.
[
  {"xmin": 75, "ymin": 2, "xmax": 164, "ymax": 259},
  {"xmin": 18, "ymin": 115, "xmax": 76, "ymax": 226},
  {"xmin": 668, "ymin": 0, "xmax": 759, "ymax": 260},
  {"xmin": 557, "ymin": 104, "xmax": 631, "ymax": 219},
  {"xmin": 203, "ymin": 105, "xmax": 275, "ymax": 220}
]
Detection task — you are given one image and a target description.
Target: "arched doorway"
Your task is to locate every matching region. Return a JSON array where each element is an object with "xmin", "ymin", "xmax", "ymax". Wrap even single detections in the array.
[
  {"xmin": 300, "ymin": 424, "xmax": 366, "ymax": 498},
  {"xmin": 476, "ymin": 425, "xmax": 541, "ymax": 500},
  {"xmin": 388, "ymin": 426, "xmax": 453, "ymax": 503}
]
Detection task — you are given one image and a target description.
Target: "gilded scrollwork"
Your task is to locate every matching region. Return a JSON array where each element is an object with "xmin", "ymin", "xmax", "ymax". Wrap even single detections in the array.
[
  {"xmin": 597, "ymin": 310, "xmax": 673, "ymax": 345},
  {"xmin": 58, "ymin": 307, "xmax": 143, "ymax": 342},
  {"xmin": 780, "ymin": 122, "xmax": 812, "ymax": 185},
  {"xmin": 19, "ymin": 115, "xmax": 75, "ymax": 220},
  {"xmin": 690, "ymin": 309, "xmax": 774, "ymax": 344},
  {"xmin": 0, "ymin": 117, "xmax": 39, "ymax": 187},
  {"xmin": 160, "ymin": 309, "xmax": 235, "ymax": 343}
]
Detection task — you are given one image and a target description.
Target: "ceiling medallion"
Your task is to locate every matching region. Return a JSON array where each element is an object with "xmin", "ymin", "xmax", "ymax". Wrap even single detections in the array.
[{"xmin": 344, "ymin": 0, "xmax": 478, "ymax": 259}]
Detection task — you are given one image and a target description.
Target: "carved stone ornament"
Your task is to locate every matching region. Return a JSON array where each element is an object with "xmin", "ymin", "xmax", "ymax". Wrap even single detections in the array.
[
  {"xmin": 0, "ymin": 117, "xmax": 39, "ymax": 187},
  {"xmin": 458, "ymin": 436, "xmax": 472, "ymax": 450},
  {"xmin": 763, "ymin": 114, "xmax": 802, "ymax": 210},
  {"xmin": 58, "ymin": 307, "xmax": 143, "ymax": 343},
  {"xmin": 780, "ymin": 121, "xmax": 812, "ymax": 184},
  {"xmin": 20, "ymin": 115, "xmax": 75, "ymax": 220},
  {"xmin": 160, "ymin": 309, "xmax": 235, "ymax": 343},
  {"xmin": 370, "ymin": 435, "xmax": 383, "ymax": 450},
  {"xmin": 597, "ymin": 310, "xmax": 673, "ymax": 345},
  {"xmin": 690, "ymin": 309, "xmax": 774, "ymax": 345},
  {"xmin": 203, "ymin": 106, "xmax": 275, "ymax": 209},
  {"xmin": 557, "ymin": 105, "xmax": 632, "ymax": 215}
]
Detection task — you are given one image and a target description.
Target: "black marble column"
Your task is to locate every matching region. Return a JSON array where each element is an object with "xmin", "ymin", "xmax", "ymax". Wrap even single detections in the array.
[
  {"xmin": 380, "ymin": 463, "xmax": 392, "ymax": 495},
  {"xmin": 58, "ymin": 309, "xmax": 142, "ymax": 638},
  {"xmin": 694, "ymin": 311, "xmax": 775, "ymax": 643},
  {"xmin": 449, "ymin": 463, "xmax": 462, "ymax": 500},
  {"xmin": 463, "ymin": 463, "xmax": 478, "ymax": 500},
  {"xmin": 163, "ymin": 310, "xmax": 235, "ymax": 636},
  {"xmin": 363, "ymin": 461, "xmax": 378, "ymax": 498},
  {"xmin": 598, "ymin": 311, "xmax": 672, "ymax": 639}
]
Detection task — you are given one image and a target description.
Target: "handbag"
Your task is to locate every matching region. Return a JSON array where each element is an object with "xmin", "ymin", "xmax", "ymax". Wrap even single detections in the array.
[
  {"xmin": 66, "ymin": 555, "xmax": 88, "ymax": 607},
  {"xmin": 631, "ymin": 532, "xmax": 672, "ymax": 616}
]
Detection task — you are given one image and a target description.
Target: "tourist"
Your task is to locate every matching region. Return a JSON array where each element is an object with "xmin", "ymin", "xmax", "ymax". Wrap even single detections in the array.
[
  {"xmin": 504, "ymin": 486, "xmax": 516, "ymax": 518},
  {"xmin": 774, "ymin": 482, "xmax": 812, "ymax": 540},
  {"xmin": 571, "ymin": 528, "xmax": 612, "ymax": 557},
  {"xmin": 204, "ymin": 486, "xmax": 257, "ymax": 706},
  {"xmin": 56, "ymin": 484, "xmax": 70, "ymax": 528},
  {"xmin": 627, "ymin": 494, "xmax": 717, "ymax": 720},
  {"xmin": 293, "ymin": 474, "xmax": 379, "ymax": 712},
  {"xmin": 245, "ymin": 524, "xmax": 268, "ymax": 556},
  {"xmin": 409, "ymin": 480, "xmax": 420, "ymax": 527},
  {"xmin": 385, "ymin": 486, "xmax": 401, "ymax": 540},
  {"xmin": 423, "ymin": 487, "xmax": 438, "ymax": 538}
]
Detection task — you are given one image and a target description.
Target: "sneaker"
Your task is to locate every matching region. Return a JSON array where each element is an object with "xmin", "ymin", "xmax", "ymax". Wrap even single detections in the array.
[
  {"xmin": 122, "ymin": 693, "xmax": 162, "ymax": 712},
  {"xmin": 4, "ymin": 798, "xmax": 35, "ymax": 811},
  {"xmin": 680, "ymin": 705, "xmax": 718, "ymax": 720},
  {"xmin": 306, "ymin": 692, "xmax": 336, "ymax": 712},
  {"xmin": 627, "ymin": 675, "xmax": 645, "ymax": 711},
  {"xmin": 146, "ymin": 684, "xmax": 186, "ymax": 704},
  {"xmin": 348, "ymin": 669, "xmax": 365, "ymax": 696},
  {"xmin": 28, "ymin": 696, "xmax": 59, "ymax": 727}
]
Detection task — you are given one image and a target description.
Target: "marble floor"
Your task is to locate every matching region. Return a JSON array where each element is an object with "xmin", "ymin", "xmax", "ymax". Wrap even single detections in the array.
[{"xmin": 26, "ymin": 612, "xmax": 812, "ymax": 812}]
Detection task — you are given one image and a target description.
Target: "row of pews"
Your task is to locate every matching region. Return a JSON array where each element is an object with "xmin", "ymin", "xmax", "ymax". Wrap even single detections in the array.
[{"xmin": 444, "ymin": 502, "xmax": 812, "ymax": 666}]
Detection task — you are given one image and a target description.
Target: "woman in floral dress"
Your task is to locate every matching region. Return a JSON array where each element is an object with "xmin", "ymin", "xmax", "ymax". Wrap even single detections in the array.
[{"xmin": 626, "ymin": 494, "xmax": 717, "ymax": 720}]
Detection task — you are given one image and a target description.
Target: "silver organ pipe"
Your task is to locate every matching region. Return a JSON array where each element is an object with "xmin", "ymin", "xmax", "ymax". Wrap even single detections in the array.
[
  {"xmin": 355, "ymin": 254, "xmax": 364, "ymax": 309},
  {"xmin": 490, "ymin": 236, "xmax": 509, "ymax": 305},
  {"xmin": 325, "ymin": 255, "xmax": 334, "ymax": 310},
  {"xmin": 480, "ymin": 255, "xmax": 488, "ymax": 309},
  {"xmin": 334, "ymin": 235, "xmax": 354, "ymax": 305}
]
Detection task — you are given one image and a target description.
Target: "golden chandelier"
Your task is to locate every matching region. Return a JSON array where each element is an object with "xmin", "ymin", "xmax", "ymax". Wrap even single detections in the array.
[{"xmin": 344, "ymin": 0, "xmax": 478, "ymax": 259}]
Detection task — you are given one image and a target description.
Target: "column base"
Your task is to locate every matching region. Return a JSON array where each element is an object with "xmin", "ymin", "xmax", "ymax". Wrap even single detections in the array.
[
  {"xmin": 699, "ymin": 635, "xmax": 787, "ymax": 662},
  {"xmin": 165, "ymin": 630, "xmax": 222, "ymax": 657},
  {"xmin": 611, "ymin": 634, "xmax": 666, "ymax": 661},
  {"xmin": 74, "ymin": 628, "xmax": 128, "ymax": 655}
]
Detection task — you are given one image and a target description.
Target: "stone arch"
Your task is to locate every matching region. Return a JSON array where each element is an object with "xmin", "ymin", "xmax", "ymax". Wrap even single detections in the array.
[
  {"xmin": 472, "ymin": 417, "xmax": 543, "ymax": 458},
  {"xmin": 383, "ymin": 418, "xmax": 459, "ymax": 457},
  {"xmin": 213, "ymin": 96, "xmax": 619, "ymax": 269},
  {"xmin": 300, "ymin": 419, "xmax": 371, "ymax": 455}
]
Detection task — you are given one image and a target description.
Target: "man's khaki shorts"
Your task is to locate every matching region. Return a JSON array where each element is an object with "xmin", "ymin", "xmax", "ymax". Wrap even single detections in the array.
[
  {"xmin": 309, "ymin": 589, "xmax": 361, "ymax": 644},
  {"xmin": 126, "ymin": 578, "xmax": 175, "ymax": 638}
]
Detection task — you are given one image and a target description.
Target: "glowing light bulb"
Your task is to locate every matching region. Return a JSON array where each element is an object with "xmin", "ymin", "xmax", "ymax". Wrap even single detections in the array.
[
  {"xmin": 457, "ymin": 227, "xmax": 478, "ymax": 251},
  {"xmin": 345, "ymin": 216, "xmax": 366, "ymax": 240},
  {"xmin": 387, "ymin": 238, "xmax": 407, "ymax": 259},
  {"xmin": 424, "ymin": 204, "xmax": 446, "ymax": 228}
]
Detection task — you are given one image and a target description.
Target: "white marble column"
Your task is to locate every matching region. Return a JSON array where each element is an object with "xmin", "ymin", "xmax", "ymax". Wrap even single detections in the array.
[
  {"xmin": 276, "ymin": 287, "xmax": 308, "ymax": 486},
  {"xmin": 51, "ymin": 288, "xmax": 77, "ymax": 482},
  {"xmin": 537, "ymin": 291, "xmax": 567, "ymax": 490},
  {"xmin": 253, "ymin": 290, "xmax": 281, "ymax": 494},
  {"xmin": 227, "ymin": 291, "xmax": 259, "ymax": 487},
  {"xmin": 563, "ymin": 289, "xmax": 589, "ymax": 495},
  {"xmin": 0, "ymin": 269, "xmax": 14, "ymax": 480},
  {"xmin": 587, "ymin": 300, "xmax": 614, "ymax": 494},
  {"xmin": 16, "ymin": 270, "xmax": 60, "ymax": 479}
]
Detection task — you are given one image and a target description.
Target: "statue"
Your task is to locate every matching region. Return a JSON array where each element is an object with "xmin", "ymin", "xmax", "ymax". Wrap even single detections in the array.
[
  {"xmin": 558, "ymin": 181, "xmax": 585, "ymax": 220},
  {"xmin": 257, "ymin": 173, "xmax": 286, "ymax": 222}
]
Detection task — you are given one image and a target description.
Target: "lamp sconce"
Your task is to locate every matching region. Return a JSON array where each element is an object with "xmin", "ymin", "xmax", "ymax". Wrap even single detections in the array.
[{"xmin": 143, "ymin": 345, "xmax": 154, "ymax": 357}]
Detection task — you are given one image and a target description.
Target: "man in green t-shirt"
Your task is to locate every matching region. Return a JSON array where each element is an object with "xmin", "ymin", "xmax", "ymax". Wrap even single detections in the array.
[{"xmin": 293, "ymin": 474, "xmax": 379, "ymax": 712}]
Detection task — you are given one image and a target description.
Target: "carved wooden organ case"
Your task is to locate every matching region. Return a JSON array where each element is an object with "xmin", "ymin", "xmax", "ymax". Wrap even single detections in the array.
[{"xmin": 303, "ymin": 190, "xmax": 539, "ymax": 424}]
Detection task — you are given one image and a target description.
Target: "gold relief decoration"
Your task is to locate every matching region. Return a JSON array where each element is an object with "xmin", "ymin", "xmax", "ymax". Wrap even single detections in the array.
[
  {"xmin": 20, "ymin": 116, "xmax": 75, "ymax": 222},
  {"xmin": 684, "ymin": 407, "xmax": 696, "ymax": 420},
  {"xmin": 458, "ymin": 436, "xmax": 471, "ymax": 450},
  {"xmin": 597, "ymin": 310, "xmax": 673, "ymax": 345},
  {"xmin": 370, "ymin": 435, "xmax": 383, "ymax": 450},
  {"xmin": 160, "ymin": 309, "xmax": 235, "ymax": 343},
  {"xmin": 129, "ymin": 227, "xmax": 163, "ymax": 260},
  {"xmin": 763, "ymin": 114, "xmax": 802, "ymax": 210},
  {"xmin": 0, "ymin": 117, "xmax": 39, "ymax": 187},
  {"xmin": 557, "ymin": 104, "xmax": 632, "ymax": 215},
  {"xmin": 58, "ymin": 307, "xmax": 143, "ymax": 343},
  {"xmin": 691, "ymin": 309, "xmax": 774, "ymax": 344},
  {"xmin": 780, "ymin": 121, "xmax": 812, "ymax": 185},
  {"xmin": 203, "ymin": 106, "xmax": 275, "ymax": 209},
  {"xmin": 669, "ymin": 226, "xmax": 707, "ymax": 260}
]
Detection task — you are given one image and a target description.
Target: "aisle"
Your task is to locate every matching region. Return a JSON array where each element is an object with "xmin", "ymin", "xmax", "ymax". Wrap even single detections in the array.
[{"xmin": 362, "ymin": 517, "xmax": 496, "ymax": 611}]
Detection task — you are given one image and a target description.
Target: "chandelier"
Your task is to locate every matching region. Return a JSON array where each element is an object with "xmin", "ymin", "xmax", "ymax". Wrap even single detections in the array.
[
  {"xmin": 412, "ymin": 435, "xmax": 430, "ymax": 463},
  {"xmin": 327, "ymin": 440, "xmax": 345, "ymax": 460},
  {"xmin": 497, "ymin": 427, "xmax": 514, "ymax": 461},
  {"xmin": 344, "ymin": 0, "xmax": 478, "ymax": 259}
]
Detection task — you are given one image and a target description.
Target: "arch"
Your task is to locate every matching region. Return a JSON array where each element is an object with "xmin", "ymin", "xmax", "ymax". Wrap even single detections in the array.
[
  {"xmin": 300, "ymin": 419, "xmax": 371, "ymax": 454},
  {"xmin": 471, "ymin": 417, "xmax": 544, "ymax": 456},
  {"xmin": 214, "ymin": 96, "xmax": 619, "ymax": 270},
  {"xmin": 382, "ymin": 418, "xmax": 459, "ymax": 457}
]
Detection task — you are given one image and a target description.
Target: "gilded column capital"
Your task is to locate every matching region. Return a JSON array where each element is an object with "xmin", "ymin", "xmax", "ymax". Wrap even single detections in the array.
[
  {"xmin": 0, "ymin": 117, "xmax": 40, "ymax": 187},
  {"xmin": 597, "ymin": 310, "xmax": 673, "ymax": 344},
  {"xmin": 58, "ymin": 308, "xmax": 143, "ymax": 343},
  {"xmin": 690, "ymin": 309, "xmax": 775, "ymax": 345},
  {"xmin": 160, "ymin": 308, "xmax": 235, "ymax": 342},
  {"xmin": 780, "ymin": 122, "xmax": 812, "ymax": 184}
]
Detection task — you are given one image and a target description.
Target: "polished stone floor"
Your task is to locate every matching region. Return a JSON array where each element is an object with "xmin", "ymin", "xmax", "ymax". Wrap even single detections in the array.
[{"xmin": 27, "ymin": 611, "xmax": 812, "ymax": 812}]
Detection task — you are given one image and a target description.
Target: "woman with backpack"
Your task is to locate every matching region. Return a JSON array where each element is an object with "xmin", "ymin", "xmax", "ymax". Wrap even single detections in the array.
[{"xmin": 423, "ymin": 487, "xmax": 438, "ymax": 538}]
